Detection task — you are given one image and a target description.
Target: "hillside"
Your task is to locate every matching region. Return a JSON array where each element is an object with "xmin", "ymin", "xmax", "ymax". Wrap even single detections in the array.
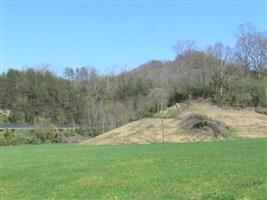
[{"xmin": 83, "ymin": 100, "xmax": 267, "ymax": 145}]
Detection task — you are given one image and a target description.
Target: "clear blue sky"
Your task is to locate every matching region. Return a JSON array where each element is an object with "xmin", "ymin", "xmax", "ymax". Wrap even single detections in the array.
[{"xmin": 1, "ymin": 0, "xmax": 266, "ymax": 74}]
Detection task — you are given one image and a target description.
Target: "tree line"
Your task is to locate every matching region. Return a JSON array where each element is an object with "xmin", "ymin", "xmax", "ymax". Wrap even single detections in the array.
[{"xmin": 0, "ymin": 23, "xmax": 266, "ymax": 131}]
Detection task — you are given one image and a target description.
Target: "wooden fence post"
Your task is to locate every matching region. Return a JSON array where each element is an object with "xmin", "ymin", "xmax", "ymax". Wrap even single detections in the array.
[{"xmin": 161, "ymin": 118, "xmax": 164, "ymax": 144}]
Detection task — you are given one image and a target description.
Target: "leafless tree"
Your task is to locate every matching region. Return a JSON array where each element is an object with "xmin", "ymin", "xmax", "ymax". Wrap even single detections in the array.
[
  {"xmin": 236, "ymin": 23, "xmax": 267, "ymax": 79},
  {"xmin": 208, "ymin": 42, "xmax": 232, "ymax": 96},
  {"xmin": 236, "ymin": 23, "xmax": 256, "ymax": 77},
  {"xmin": 173, "ymin": 40, "xmax": 196, "ymax": 58},
  {"xmin": 173, "ymin": 40, "xmax": 197, "ymax": 98},
  {"xmin": 250, "ymin": 32, "xmax": 267, "ymax": 79},
  {"xmin": 187, "ymin": 51, "xmax": 213, "ymax": 86},
  {"xmin": 148, "ymin": 88, "xmax": 168, "ymax": 112}
]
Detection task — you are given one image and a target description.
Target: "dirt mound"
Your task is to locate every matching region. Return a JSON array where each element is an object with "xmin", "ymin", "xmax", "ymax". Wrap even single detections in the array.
[
  {"xmin": 180, "ymin": 113, "xmax": 228, "ymax": 136},
  {"xmin": 83, "ymin": 101, "xmax": 267, "ymax": 145}
]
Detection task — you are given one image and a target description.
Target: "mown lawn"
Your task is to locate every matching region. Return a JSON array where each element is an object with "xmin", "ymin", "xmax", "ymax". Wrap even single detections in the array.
[{"xmin": 0, "ymin": 139, "xmax": 266, "ymax": 200}]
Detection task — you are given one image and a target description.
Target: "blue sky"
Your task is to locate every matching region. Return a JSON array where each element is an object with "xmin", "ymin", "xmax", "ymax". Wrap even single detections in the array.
[{"xmin": 1, "ymin": 0, "xmax": 266, "ymax": 74}]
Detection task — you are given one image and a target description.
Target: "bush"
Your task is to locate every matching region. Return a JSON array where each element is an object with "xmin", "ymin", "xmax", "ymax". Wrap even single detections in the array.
[
  {"xmin": 168, "ymin": 90, "xmax": 188, "ymax": 106},
  {"xmin": 139, "ymin": 105, "xmax": 157, "ymax": 118},
  {"xmin": 0, "ymin": 135, "xmax": 6, "ymax": 146},
  {"xmin": 0, "ymin": 114, "xmax": 9, "ymax": 124},
  {"xmin": 3, "ymin": 131, "xmax": 15, "ymax": 144},
  {"xmin": 0, "ymin": 130, "xmax": 30, "ymax": 146},
  {"xmin": 33, "ymin": 128, "xmax": 54, "ymax": 143},
  {"xmin": 168, "ymin": 86, "xmax": 215, "ymax": 106},
  {"xmin": 216, "ymin": 78, "xmax": 267, "ymax": 107},
  {"xmin": 0, "ymin": 127, "xmax": 102, "ymax": 146},
  {"xmin": 1, "ymin": 131, "xmax": 11, "ymax": 145},
  {"xmin": 32, "ymin": 119, "xmax": 56, "ymax": 143},
  {"xmin": 213, "ymin": 93, "xmax": 233, "ymax": 106},
  {"xmin": 191, "ymin": 85, "xmax": 215, "ymax": 99},
  {"xmin": 0, "ymin": 130, "xmax": 18, "ymax": 146},
  {"xmin": 0, "ymin": 119, "xmax": 111, "ymax": 146},
  {"xmin": 255, "ymin": 107, "xmax": 267, "ymax": 115},
  {"xmin": 0, "ymin": 130, "xmax": 40, "ymax": 146},
  {"xmin": 9, "ymin": 132, "xmax": 34, "ymax": 145},
  {"xmin": 76, "ymin": 128, "xmax": 102, "ymax": 137}
]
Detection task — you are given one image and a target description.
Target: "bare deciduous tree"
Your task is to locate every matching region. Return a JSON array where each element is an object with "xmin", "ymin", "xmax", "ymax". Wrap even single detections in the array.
[
  {"xmin": 173, "ymin": 40, "xmax": 197, "ymax": 98},
  {"xmin": 250, "ymin": 32, "xmax": 267, "ymax": 79},
  {"xmin": 236, "ymin": 23, "xmax": 256, "ymax": 77},
  {"xmin": 236, "ymin": 23, "xmax": 267, "ymax": 79},
  {"xmin": 173, "ymin": 40, "xmax": 196, "ymax": 59},
  {"xmin": 208, "ymin": 42, "xmax": 232, "ymax": 96}
]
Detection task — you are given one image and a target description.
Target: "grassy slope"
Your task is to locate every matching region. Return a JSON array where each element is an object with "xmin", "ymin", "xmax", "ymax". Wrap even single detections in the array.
[
  {"xmin": 84, "ymin": 101, "xmax": 267, "ymax": 145},
  {"xmin": 0, "ymin": 139, "xmax": 267, "ymax": 200}
]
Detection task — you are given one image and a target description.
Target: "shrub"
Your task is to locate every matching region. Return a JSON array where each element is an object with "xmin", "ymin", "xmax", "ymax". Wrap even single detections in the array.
[
  {"xmin": 0, "ymin": 127, "xmax": 101, "ymax": 146},
  {"xmin": 139, "ymin": 105, "xmax": 157, "ymax": 118},
  {"xmin": 76, "ymin": 128, "xmax": 102, "ymax": 137},
  {"xmin": 191, "ymin": 85, "xmax": 215, "ymax": 99},
  {"xmin": 3, "ymin": 131, "xmax": 15, "ymax": 144},
  {"xmin": 33, "ymin": 128, "xmax": 54, "ymax": 143},
  {"xmin": 227, "ymin": 127, "xmax": 238, "ymax": 137},
  {"xmin": 0, "ymin": 130, "xmax": 17, "ymax": 146},
  {"xmin": 0, "ymin": 133, "xmax": 8, "ymax": 146},
  {"xmin": 33, "ymin": 119, "xmax": 55, "ymax": 143},
  {"xmin": 255, "ymin": 107, "xmax": 267, "ymax": 115},
  {"xmin": 168, "ymin": 90, "xmax": 188, "ymax": 106},
  {"xmin": 10, "ymin": 132, "xmax": 33, "ymax": 145},
  {"xmin": 0, "ymin": 114, "xmax": 9, "ymax": 124},
  {"xmin": 169, "ymin": 86, "xmax": 215, "ymax": 106},
  {"xmin": 52, "ymin": 132, "xmax": 65, "ymax": 143},
  {"xmin": 0, "ymin": 130, "xmax": 42, "ymax": 146},
  {"xmin": 213, "ymin": 93, "xmax": 232, "ymax": 106},
  {"xmin": 216, "ymin": 78, "xmax": 267, "ymax": 107}
]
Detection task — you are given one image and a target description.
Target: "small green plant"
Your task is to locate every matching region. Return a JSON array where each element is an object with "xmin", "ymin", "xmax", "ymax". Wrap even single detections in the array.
[
  {"xmin": 227, "ymin": 127, "xmax": 238, "ymax": 137},
  {"xmin": 0, "ymin": 114, "xmax": 10, "ymax": 124}
]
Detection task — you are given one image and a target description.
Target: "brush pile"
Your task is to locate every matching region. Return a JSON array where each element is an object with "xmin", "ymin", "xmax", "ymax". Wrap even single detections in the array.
[{"xmin": 180, "ymin": 113, "xmax": 228, "ymax": 136}]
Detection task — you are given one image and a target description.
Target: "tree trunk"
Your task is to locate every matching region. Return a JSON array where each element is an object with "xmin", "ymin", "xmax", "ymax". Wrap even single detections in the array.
[
  {"xmin": 245, "ymin": 64, "xmax": 248, "ymax": 78},
  {"xmin": 102, "ymin": 120, "xmax": 105, "ymax": 134},
  {"xmin": 258, "ymin": 71, "xmax": 261, "ymax": 80},
  {"xmin": 220, "ymin": 87, "xmax": 223, "ymax": 96},
  {"xmin": 189, "ymin": 94, "xmax": 192, "ymax": 101},
  {"xmin": 202, "ymin": 71, "xmax": 206, "ymax": 85}
]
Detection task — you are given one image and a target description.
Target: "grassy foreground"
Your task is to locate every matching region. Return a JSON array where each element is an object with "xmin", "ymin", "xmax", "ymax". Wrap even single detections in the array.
[{"xmin": 0, "ymin": 139, "xmax": 266, "ymax": 200}]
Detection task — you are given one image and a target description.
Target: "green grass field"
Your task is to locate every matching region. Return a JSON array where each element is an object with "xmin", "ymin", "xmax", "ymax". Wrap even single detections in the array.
[{"xmin": 0, "ymin": 139, "xmax": 266, "ymax": 200}]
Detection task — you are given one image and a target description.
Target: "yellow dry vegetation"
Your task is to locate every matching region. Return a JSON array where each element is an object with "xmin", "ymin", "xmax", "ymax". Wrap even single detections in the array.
[{"xmin": 83, "ymin": 100, "xmax": 267, "ymax": 145}]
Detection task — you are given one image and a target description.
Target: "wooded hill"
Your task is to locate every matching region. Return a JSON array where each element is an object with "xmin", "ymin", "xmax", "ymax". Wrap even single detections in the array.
[{"xmin": 0, "ymin": 23, "xmax": 266, "ymax": 133}]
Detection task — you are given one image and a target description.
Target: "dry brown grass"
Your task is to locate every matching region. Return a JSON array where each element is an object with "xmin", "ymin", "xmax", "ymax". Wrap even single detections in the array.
[{"xmin": 83, "ymin": 100, "xmax": 267, "ymax": 145}]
